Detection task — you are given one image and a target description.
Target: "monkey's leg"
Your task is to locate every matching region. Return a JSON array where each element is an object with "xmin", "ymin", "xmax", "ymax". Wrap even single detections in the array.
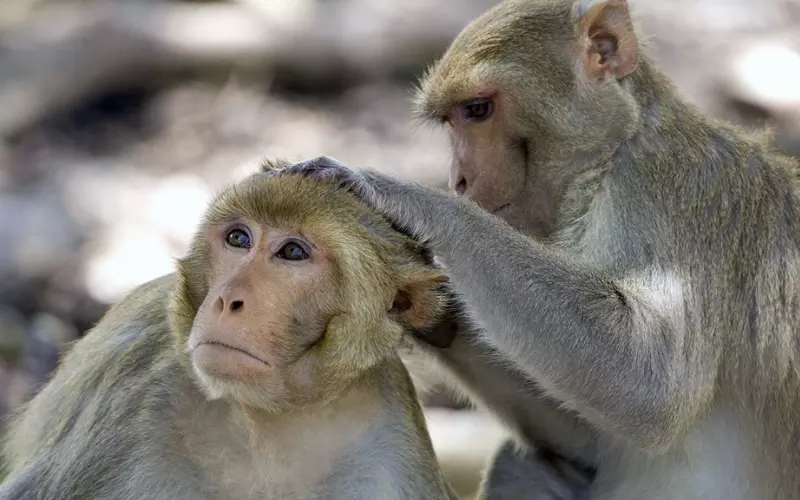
[{"xmin": 479, "ymin": 440, "xmax": 592, "ymax": 500}]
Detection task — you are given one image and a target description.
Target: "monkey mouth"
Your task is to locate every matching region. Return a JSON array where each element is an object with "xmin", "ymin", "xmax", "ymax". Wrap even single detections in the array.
[
  {"xmin": 197, "ymin": 341, "xmax": 270, "ymax": 367},
  {"xmin": 491, "ymin": 203, "xmax": 511, "ymax": 215}
]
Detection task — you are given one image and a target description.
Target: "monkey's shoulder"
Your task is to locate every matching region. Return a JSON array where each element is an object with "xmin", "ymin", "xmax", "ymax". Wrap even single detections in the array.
[
  {"xmin": 2, "ymin": 276, "xmax": 192, "ymax": 498},
  {"xmin": 97, "ymin": 273, "xmax": 177, "ymax": 332},
  {"xmin": 59, "ymin": 274, "xmax": 181, "ymax": 377},
  {"xmin": 6, "ymin": 273, "xmax": 187, "ymax": 448}
]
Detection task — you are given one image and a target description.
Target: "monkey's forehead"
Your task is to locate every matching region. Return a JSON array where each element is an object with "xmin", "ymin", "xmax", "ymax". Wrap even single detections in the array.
[
  {"xmin": 416, "ymin": 0, "xmax": 572, "ymax": 117},
  {"xmin": 206, "ymin": 174, "xmax": 362, "ymax": 222},
  {"xmin": 201, "ymin": 173, "xmax": 418, "ymax": 249},
  {"xmin": 443, "ymin": 0, "xmax": 571, "ymax": 59}
]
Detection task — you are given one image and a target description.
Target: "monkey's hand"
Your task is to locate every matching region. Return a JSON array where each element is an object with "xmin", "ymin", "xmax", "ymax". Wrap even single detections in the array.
[
  {"xmin": 270, "ymin": 155, "xmax": 384, "ymax": 206},
  {"xmin": 270, "ymin": 156, "xmax": 452, "ymax": 244}
]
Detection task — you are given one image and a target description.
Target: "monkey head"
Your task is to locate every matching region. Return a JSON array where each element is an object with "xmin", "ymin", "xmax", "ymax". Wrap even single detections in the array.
[
  {"xmin": 414, "ymin": 0, "xmax": 642, "ymax": 235},
  {"xmin": 169, "ymin": 159, "xmax": 448, "ymax": 413}
]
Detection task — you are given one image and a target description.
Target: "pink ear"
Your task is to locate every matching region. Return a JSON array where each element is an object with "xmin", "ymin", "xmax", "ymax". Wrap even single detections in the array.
[{"xmin": 577, "ymin": 0, "xmax": 638, "ymax": 80}]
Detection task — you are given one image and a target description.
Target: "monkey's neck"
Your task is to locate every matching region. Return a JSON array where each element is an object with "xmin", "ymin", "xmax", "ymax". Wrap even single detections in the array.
[
  {"xmin": 622, "ymin": 60, "xmax": 739, "ymax": 175},
  {"xmin": 233, "ymin": 372, "xmax": 386, "ymax": 442},
  {"xmin": 553, "ymin": 61, "xmax": 751, "ymax": 238}
]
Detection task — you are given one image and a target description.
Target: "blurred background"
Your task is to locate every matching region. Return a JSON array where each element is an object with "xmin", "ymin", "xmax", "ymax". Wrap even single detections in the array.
[{"xmin": 1, "ymin": 0, "xmax": 800, "ymax": 496}]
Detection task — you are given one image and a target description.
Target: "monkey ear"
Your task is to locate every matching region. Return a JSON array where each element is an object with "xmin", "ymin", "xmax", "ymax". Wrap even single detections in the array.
[
  {"xmin": 576, "ymin": 0, "xmax": 638, "ymax": 80},
  {"xmin": 390, "ymin": 269, "xmax": 449, "ymax": 329}
]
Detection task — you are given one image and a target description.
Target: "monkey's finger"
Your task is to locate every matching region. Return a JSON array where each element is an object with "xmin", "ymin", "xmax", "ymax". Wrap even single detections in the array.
[
  {"xmin": 270, "ymin": 156, "xmax": 352, "ymax": 180},
  {"xmin": 266, "ymin": 156, "xmax": 376, "ymax": 202}
]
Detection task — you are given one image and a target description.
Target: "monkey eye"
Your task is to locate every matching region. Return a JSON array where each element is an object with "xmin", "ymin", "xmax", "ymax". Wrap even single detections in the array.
[
  {"xmin": 460, "ymin": 98, "xmax": 493, "ymax": 122},
  {"xmin": 276, "ymin": 240, "xmax": 310, "ymax": 261},
  {"xmin": 225, "ymin": 228, "xmax": 251, "ymax": 249}
]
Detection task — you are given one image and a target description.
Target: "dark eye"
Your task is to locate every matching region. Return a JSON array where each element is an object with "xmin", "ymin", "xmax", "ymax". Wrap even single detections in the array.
[
  {"xmin": 461, "ymin": 98, "xmax": 493, "ymax": 122},
  {"xmin": 225, "ymin": 228, "xmax": 251, "ymax": 249},
  {"xmin": 276, "ymin": 240, "xmax": 310, "ymax": 261}
]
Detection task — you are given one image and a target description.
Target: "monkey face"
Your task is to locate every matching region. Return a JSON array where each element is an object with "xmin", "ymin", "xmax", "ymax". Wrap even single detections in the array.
[
  {"xmin": 178, "ymin": 171, "xmax": 447, "ymax": 413},
  {"xmin": 187, "ymin": 219, "xmax": 342, "ymax": 412},
  {"xmin": 412, "ymin": 0, "xmax": 643, "ymax": 237},
  {"xmin": 190, "ymin": 223, "xmax": 324, "ymax": 373},
  {"xmin": 444, "ymin": 91, "xmax": 528, "ymax": 217}
]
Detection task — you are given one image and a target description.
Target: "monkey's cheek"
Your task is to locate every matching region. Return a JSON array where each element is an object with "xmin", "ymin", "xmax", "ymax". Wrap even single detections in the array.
[{"xmin": 192, "ymin": 344, "xmax": 270, "ymax": 381}]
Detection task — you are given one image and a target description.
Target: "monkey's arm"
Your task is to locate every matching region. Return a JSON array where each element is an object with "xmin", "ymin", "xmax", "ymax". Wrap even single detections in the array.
[
  {"xmin": 412, "ymin": 311, "xmax": 598, "ymax": 464},
  {"xmin": 274, "ymin": 158, "xmax": 712, "ymax": 452}
]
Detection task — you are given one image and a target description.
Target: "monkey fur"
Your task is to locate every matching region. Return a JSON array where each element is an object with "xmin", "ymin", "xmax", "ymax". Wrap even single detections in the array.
[
  {"xmin": 0, "ymin": 159, "xmax": 456, "ymax": 500},
  {"xmin": 269, "ymin": 0, "xmax": 800, "ymax": 497}
]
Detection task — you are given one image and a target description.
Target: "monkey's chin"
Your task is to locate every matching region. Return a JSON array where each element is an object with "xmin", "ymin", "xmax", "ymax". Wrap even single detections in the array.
[{"xmin": 192, "ymin": 343, "xmax": 270, "ymax": 381}]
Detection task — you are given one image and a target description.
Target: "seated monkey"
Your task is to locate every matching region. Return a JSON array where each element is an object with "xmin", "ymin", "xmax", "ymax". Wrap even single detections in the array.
[{"xmin": 0, "ymin": 159, "xmax": 456, "ymax": 500}]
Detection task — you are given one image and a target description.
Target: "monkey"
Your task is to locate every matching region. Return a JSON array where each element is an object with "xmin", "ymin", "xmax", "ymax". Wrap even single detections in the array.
[
  {"xmin": 0, "ymin": 159, "xmax": 458, "ymax": 500},
  {"xmin": 266, "ymin": 0, "xmax": 800, "ymax": 496}
]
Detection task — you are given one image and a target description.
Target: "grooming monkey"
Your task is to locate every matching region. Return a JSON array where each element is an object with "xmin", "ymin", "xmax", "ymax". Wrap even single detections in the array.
[
  {"xmin": 0, "ymin": 159, "xmax": 457, "ymax": 500},
  {"xmin": 269, "ymin": 0, "xmax": 800, "ymax": 498}
]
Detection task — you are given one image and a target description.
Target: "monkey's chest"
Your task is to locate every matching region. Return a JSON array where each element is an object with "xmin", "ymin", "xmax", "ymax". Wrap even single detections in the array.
[
  {"xmin": 203, "ymin": 447, "xmax": 341, "ymax": 500},
  {"xmin": 188, "ymin": 419, "xmax": 350, "ymax": 500},
  {"xmin": 592, "ymin": 407, "xmax": 752, "ymax": 500}
]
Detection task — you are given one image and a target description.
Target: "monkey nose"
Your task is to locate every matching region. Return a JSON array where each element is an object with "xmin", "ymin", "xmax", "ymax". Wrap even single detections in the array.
[
  {"xmin": 215, "ymin": 296, "xmax": 245, "ymax": 315},
  {"xmin": 455, "ymin": 177, "xmax": 467, "ymax": 196}
]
